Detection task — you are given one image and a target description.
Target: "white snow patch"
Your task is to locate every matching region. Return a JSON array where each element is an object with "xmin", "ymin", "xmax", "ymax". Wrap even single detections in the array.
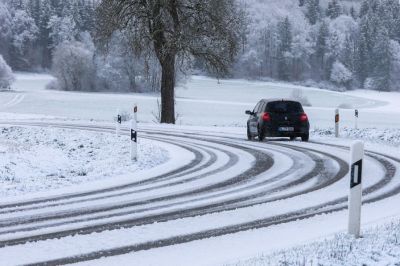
[{"xmin": 0, "ymin": 126, "xmax": 168, "ymax": 198}]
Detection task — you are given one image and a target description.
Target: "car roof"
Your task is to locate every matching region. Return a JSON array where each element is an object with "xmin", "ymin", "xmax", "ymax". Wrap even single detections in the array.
[{"xmin": 260, "ymin": 98, "xmax": 300, "ymax": 104}]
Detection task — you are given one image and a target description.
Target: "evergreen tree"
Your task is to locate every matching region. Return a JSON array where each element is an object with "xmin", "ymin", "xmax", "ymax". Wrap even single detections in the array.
[
  {"xmin": 371, "ymin": 26, "xmax": 391, "ymax": 91},
  {"xmin": 80, "ymin": 0, "xmax": 96, "ymax": 33},
  {"xmin": 326, "ymin": 0, "xmax": 341, "ymax": 19},
  {"xmin": 0, "ymin": 2, "xmax": 12, "ymax": 63},
  {"xmin": 277, "ymin": 17, "xmax": 292, "ymax": 81},
  {"xmin": 349, "ymin": 6, "xmax": 357, "ymax": 20},
  {"xmin": 380, "ymin": 0, "xmax": 400, "ymax": 40},
  {"xmin": 359, "ymin": 0, "xmax": 369, "ymax": 18},
  {"xmin": 38, "ymin": 0, "xmax": 52, "ymax": 67},
  {"xmin": 26, "ymin": 0, "xmax": 40, "ymax": 25},
  {"xmin": 316, "ymin": 21, "xmax": 329, "ymax": 69},
  {"xmin": 342, "ymin": 35, "xmax": 356, "ymax": 73},
  {"xmin": 305, "ymin": 0, "xmax": 320, "ymax": 25},
  {"xmin": 356, "ymin": 9, "xmax": 381, "ymax": 86}
]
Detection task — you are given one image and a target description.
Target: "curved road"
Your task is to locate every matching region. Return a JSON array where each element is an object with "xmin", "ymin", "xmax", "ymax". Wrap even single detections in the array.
[{"xmin": 0, "ymin": 121, "xmax": 399, "ymax": 265}]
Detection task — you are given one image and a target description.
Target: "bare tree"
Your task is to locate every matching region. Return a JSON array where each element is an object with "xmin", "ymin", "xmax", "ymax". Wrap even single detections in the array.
[{"xmin": 96, "ymin": 0, "xmax": 243, "ymax": 124}]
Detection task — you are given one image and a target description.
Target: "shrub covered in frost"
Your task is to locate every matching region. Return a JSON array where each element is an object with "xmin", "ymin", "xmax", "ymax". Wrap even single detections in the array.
[
  {"xmin": 51, "ymin": 41, "xmax": 95, "ymax": 91},
  {"xmin": 330, "ymin": 61, "xmax": 352, "ymax": 88},
  {"xmin": 0, "ymin": 55, "xmax": 14, "ymax": 89}
]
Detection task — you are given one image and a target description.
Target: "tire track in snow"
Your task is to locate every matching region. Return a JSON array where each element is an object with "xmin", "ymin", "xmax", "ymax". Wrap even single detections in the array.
[
  {"xmin": 24, "ymin": 151, "xmax": 399, "ymax": 266},
  {"xmin": 0, "ymin": 93, "xmax": 25, "ymax": 109}
]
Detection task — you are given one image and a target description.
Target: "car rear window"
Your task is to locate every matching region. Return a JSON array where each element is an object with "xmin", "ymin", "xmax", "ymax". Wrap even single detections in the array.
[{"xmin": 266, "ymin": 101, "xmax": 303, "ymax": 113}]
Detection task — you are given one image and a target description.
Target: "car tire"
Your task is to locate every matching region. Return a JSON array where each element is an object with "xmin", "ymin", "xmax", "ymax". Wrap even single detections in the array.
[
  {"xmin": 301, "ymin": 134, "xmax": 309, "ymax": 142},
  {"xmin": 258, "ymin": 127, "xmax": 265, "ymax": 142},
  {"xmin": 247, "ymin": 126, "xmax": 254, "ymax": 141}
]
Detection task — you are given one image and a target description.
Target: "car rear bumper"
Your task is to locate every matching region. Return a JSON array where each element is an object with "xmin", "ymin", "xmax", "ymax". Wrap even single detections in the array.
[{"xmin": 263, "ymin": 125, "xmax": 309, "ymax": 137}]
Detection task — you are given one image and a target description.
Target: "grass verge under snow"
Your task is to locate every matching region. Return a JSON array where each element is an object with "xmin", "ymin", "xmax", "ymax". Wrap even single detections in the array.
[
  {"xmin": 312, "ymin": 127, "xmax": 400, "ymax": 147},
  {"xmin": 0, "ymin": 126, "xmax": 168, "ymax": 198},
  {"xmin": 228, "ymin": 219, "xmax": 400, "ymax": 266}
]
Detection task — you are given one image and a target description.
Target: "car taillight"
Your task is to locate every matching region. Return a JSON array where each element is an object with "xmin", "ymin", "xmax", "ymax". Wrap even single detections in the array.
[
  {"xmin": 262, "ymin": 112, "xmax": 271, "ymax": 122},
  {"xmin": 300, "ymin": 113, "xmax": 308, "ymax": 122}
]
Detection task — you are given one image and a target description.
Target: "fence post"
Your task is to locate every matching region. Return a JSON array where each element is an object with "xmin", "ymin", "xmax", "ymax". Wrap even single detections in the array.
[
  {"xmin": 130, "ymin": 105, "xmax": 138, "ymax": 161},
  {"xmin": 348, "ymin": 140, "xmax": 364, "ymax": 238},
  {"xmin": 335, "ymin": 108, "xmax": 340, "ymax": 138},
  {"xmin": 116, "ymin": 109, "xmax": 121, "ymax": 137}
]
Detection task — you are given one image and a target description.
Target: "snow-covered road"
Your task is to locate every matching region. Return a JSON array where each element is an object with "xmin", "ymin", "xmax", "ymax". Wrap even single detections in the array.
[{"xmin": 0, "ymin": 121, "xmax": 399, "ymax": 265}]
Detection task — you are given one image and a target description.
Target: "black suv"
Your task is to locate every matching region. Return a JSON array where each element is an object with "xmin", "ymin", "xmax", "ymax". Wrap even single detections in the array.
[{"xmin": 246, "ymin": 99, "xmax": 310, "ymax": 142}]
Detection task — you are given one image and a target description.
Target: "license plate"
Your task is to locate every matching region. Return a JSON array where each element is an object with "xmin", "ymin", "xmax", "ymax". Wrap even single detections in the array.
[{"xmin": 278, "ymin": 127, "xmax": 294, "ymax": 132}]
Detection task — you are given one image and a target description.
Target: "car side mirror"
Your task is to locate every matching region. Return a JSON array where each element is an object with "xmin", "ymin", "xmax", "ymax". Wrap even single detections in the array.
[{"xmin": 245, "ymin": 110, "xmax": 253, "ymax": 115}]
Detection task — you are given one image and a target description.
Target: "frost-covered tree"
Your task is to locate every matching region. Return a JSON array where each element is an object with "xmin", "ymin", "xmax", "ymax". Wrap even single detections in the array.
[
  {"xmin": 291, "ymin": 21, "xmax": 313, "ymax": 80},
  {"xmin": 359, "ymin": 0, "xmax": 369, "ymax": 18},
  {"xmin": 330, "ymin": 60, "xmax": 352, "ymax": 87},
  {"xmin": 0, "ymin": 2, "xmax": 12, "ymax": 63},
  {"xmin": 370, "ymin": 26, "xmax": 391, "ymax": 91},
  {"xmin": 97, "ymin": 0, "xmax": 243, "ymax": 124},
  {"xmin": 36, "ymin": 0, "xmax": 53, "ymax": 67},
  {"xmin": 95, "ymin": 31, "xmax": 157, "ymax": 92},
  {"xmin": 47, "ymin": 15, "xmax": 78, "ymax": 49},
  {"xmin": 326, "ymin": 0, "xmax": 342, "ymax": 19},
  {"xmin": 51, "ymin": 41, "xmax": 95, "ymax": 91},
  {"xmin": 315, "ymin": 21, "xmax": 329, "ymax": 71},
  {"xmin": 10, "ymin": 9, "xmax": 38, "ymax": 69},
  {"xmin": 305, "ymin": 0, "xmax": 320, "ymax": 25},
  {"xmin": 277, "ymin": 17, "xmax": 292, "ymax": 81},
  {"xmin": 390, "ymin": 40, "xmax": 400, "ymax": 90},
  {"xmin": 349, "ymin": 6, "xmax": 357, "ymax": 20},
  {"xmin": 0, "ymin": 55, "xmax": 14, "ymax": 89}
]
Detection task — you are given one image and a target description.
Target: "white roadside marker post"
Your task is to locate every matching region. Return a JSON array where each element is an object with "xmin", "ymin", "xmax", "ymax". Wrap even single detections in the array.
[
  {"xmin": 116, "ymin": 109, "xmax": 122, "ymax": 137},
  {"xmin": 335, "ymin": 108, "xmax": 340, "ymax": 138},
  {"xmin": 355, "ymin": 109, "xmax": 359, "ymax": 130},
  {"xmin": 130, "ymin": 105, "xmax": 138, "ymax": 161},
  {"xmin": 348, "ymin": 140, "xmax": 364, "ymax": 238}
]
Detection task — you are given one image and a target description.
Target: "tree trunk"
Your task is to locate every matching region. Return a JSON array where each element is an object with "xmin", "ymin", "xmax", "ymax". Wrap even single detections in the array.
[{"xmin": 160, "ymin": 54, "xmax": 176, "ymax": 124}]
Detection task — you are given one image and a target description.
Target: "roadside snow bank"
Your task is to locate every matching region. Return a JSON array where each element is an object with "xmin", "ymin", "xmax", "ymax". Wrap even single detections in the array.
[
  {"xmin": 0, "ymin": 126, "xmax": 168, "ymax": 198},
  {"xmin": 312, "ymin": 127, "xmax": 400, "ymax": 147},
  {"xmin": 229, "ymin": 219, "xmax": 400, "ymax": 266}
]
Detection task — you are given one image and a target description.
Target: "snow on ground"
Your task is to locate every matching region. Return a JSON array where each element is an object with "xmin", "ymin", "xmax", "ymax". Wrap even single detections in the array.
[
  {"xmin": 228, "ymin": 219, "xmax": 400, "ymax": 266},
  {"xmin": 0, "ymin": 126, "xmax": 168, "ymax": 198},
  {"xmin": 312, "ymin": 127, "xmax": 400, "ymax": 147},
  {"xmin": 2, "ymin": 73, "xmax": 399, "ymax": 129}
]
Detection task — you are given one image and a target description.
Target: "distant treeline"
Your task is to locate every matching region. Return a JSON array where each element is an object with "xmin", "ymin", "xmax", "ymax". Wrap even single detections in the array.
[
  {"xmin": 235, "ymin": 0, "xmax": 400, "ymax": 91},
  {"xmin": 0, "ymin": 0, "xmax": 399, "ymax": 92}
]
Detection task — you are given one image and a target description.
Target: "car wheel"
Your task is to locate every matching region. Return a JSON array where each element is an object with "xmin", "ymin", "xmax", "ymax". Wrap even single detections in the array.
[
  {"xmin": 290, "ymin": 136, "xmax": 296, "ymax": 141},
  {"xmin": 247, "ymin": 126, "xmax": 254, "ymax": 141},
  {"xmin": 258, "ymin": 127, "xmax": 265, "ymax": 142},
  {"xmin": 301, "ymin": 134, "xmax": 309, "ymax": 142}
]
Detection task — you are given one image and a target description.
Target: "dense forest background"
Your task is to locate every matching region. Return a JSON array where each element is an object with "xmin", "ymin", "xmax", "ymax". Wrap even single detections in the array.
[{"xmin": 0, "ymin": 0, "xmax": 399, "ymax": 92}]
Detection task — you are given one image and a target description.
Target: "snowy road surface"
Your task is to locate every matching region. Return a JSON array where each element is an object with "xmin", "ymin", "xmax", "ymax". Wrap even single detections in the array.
[{"xmin": 0, "ymin": 121, "xmax": 399, "ymax": 265}]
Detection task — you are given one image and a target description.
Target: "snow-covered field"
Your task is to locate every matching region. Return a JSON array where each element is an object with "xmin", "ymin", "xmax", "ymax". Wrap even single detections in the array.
[
  {"xmin": 0, "ymin": 126, "xmax": 168, "ymax": 198},
  {"xmin": 2, "ymin": 73, "xmax": 399, "ymax": 129},
  {"xmin": 1, "ymin": 73, "xmax": 400, "ymax": 266}
]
